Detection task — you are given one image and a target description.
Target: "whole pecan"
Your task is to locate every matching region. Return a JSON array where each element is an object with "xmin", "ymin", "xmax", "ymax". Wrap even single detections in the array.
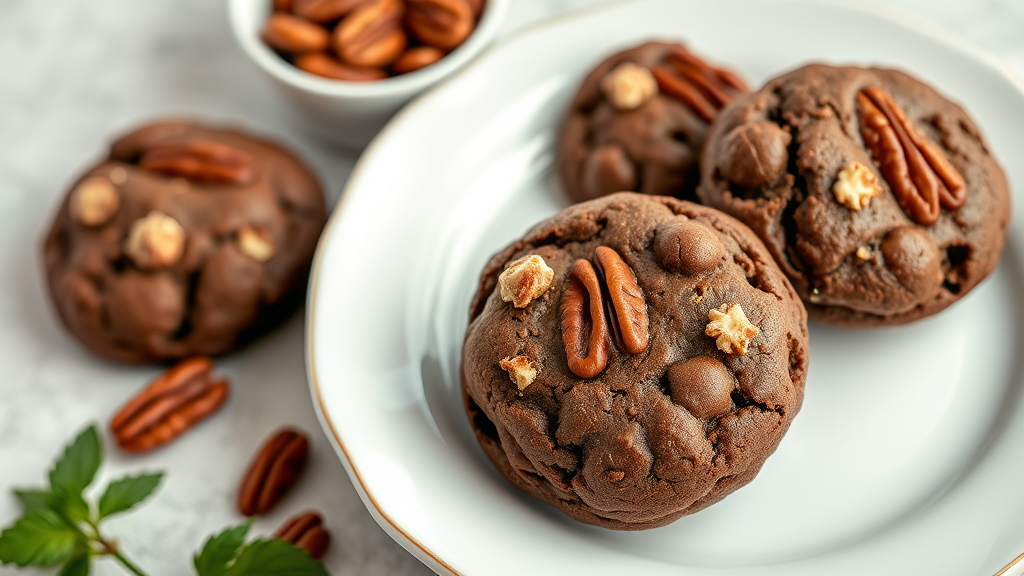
[
  {"xmin": 294, "ymin": 53, "xmax": 388, "ymax": 81},
  {"xmin": 651, "ymin": 46, "xmax": 747, "ymax": 123},
  {"xmin": 594, "ymin": 246, "xmax": 649, "ymax": 355},
  {"xmin": 293, "ymin": 0, "xmax": 369, "ymax": 22},
  {"xmin": 560, "ymin": 259, "xmax": 609, "ymax": 379},
  {"xmin": 333, "ymin": 0, "xmax": 406, "ymax": 68},
  {"xmin": 110, "ymin": 357, "xmax": 229, "ymax": 453},
  {"xmin": 392, "ymin": 46, "xmax": 445, "ymax": 75},
  {"xmin": 275, "ymin": 511, "xmax": 331, "ymax": 560},
  {"xmin": 139, "ymin": 140, "xmax": 257, "ymax": 185},
  {"xmin": 237, "ymin": 428, "xmax": 310, "ymax": 516},
  {"xmin": 857, "ymin": 86, "xmax": 966, "ymax": 226},
  {"xmin": 405, "ymin": 0, "xmax": 474, "ymax": 51},
  {"xmin": 261, "ymin": 13, "xmax": 330, "ymax": 54}
]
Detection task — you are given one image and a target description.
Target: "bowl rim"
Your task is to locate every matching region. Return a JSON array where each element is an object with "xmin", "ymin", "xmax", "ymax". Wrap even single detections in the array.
[{"xmin": 227, "ymin": 0, "xmax": 509, "ymax": 99}]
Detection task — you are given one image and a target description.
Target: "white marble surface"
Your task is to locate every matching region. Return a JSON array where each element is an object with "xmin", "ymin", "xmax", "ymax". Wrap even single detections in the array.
[{"xmin": 0, "ymin": 1, "xmax": 1022, "ymax": 575}]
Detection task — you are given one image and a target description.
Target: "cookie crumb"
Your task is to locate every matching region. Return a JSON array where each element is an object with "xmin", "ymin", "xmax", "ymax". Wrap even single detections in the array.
[
  {"xmin": 499, "ymin": 255, "xmax": 554, "ymax": 308},
  {"xmin": 833, "ymin": 161, "xmax": 881, "ymax": 211},
  {"xmin": 856, "ymin": 246, "xmax": 871, "ymax": 260},
  {"xmin": 706, "ymin": 303, "xmax": 759, "ymax": 355},
  {"xmin": 601, "ymin": 62, "xmax": 657, "ymax": 111},
  {"xmin": 499, "ymin": 356, "xmax": 538, "ymax": 392}
]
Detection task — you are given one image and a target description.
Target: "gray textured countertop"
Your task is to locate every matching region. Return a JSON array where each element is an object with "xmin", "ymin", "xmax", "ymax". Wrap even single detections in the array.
[{"xmin": 0, "ymin": 0, "xmax": 1022, "ymax": 574}]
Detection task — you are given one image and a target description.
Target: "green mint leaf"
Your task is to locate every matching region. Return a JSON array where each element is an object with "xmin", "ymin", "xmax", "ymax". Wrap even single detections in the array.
[
  {"xmin": 49, "ymin": 426, "xmax": 102, "ymax": 499},
  {"xmin": 222, "ymin": 539, "xmax": 328, "ymax": 576},
  {"xmin": 0, "ymin": 509, "xmax": 84, "ymax": 567},
  {"xmin": 193, "ymin": 519, "xmax": 253, "ymax": 576},
  {"xmin": 14, "ymin": 489, "xmax": 53, "ymax": 513},
  {"xmin": 51, "ymin": 491, "xmax": 91, "ymax": 526},
  {"xmin": 97, "ymin": 473, "xmax": 163, "ymax": 519},
  {"xmin": 58, "ymin": 553, "xmax": 90, "ymax": 576}
]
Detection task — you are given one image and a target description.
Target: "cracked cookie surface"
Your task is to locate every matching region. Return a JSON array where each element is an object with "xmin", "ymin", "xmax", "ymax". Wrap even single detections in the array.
[
  {"xmin": 462, "ymin": 193, "xmax": 808, "ymax": 530},
  {"xmin": 43, "ymin": 120, "xmax": 327, "ymax": 363},
  {"xmin": 698, "ymin": 65, "xmax": 1010, "ymax": 326}
]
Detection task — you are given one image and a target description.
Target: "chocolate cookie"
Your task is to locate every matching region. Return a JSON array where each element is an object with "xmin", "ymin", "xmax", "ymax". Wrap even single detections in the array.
[
  {"xmin": 557, "ymin": 42, "xmax": 747, "ymax": 203},
  {"xmin": 698, "ymin": 65, "xmax": 1010, "ymax": 325},
  {"xmin": 43, "ymin": 121, "xmax": 328, "ymax": 363},
  {"xmin": 462, "ymin": 193, "xmax": 808, "ymax": 530}
]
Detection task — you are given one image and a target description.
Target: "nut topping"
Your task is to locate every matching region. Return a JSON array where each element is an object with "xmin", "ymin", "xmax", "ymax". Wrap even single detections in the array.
[
  {"xmin": 333, "ymin": 0, "xmax": 406, "ymax": 68},
  {"xmin": 110, "ymin": 357, "xmax": 230, "ymax": 453},
  {"xmin": 560, "ymin": 259, "xmax": 609, "ymax": 379},
  {"xmin": 238, "ymin": 429, "xmax": 310, "ymax": 516},
  {"xmin": 857, "ymin": 86, "xmax": 966, "ymax": 226},
  {"xmin": 405, "ymin": 0, "xmax": 474, "ymax": 51},
  {"xmin": 705, "ymin": 303, "xmax": 759, "ymax": 355},
  {"xmin": 833, "ymin": 160, "xmax": 881, "ymax": 211},
  {"xmin": 498, "ymin": 254, "xmax": 554, "ymax": 308},
  {"xmin": 499, "ymin": 356, "xmax": 538, "ymax": 392},
  {"xmin": 651, "ymin": 46, "xmax": 748, "ymax": 122},
  {"xmin": 69, "ymin": 177, "xmax": 120, "ymax": 227},
  {"xmin": 124, "ymin": 211, "xmax": 186, "ymax": 270},
  {"xmin": 593, "ymin": 246, "xmax": 649, "ymax": 354},
  {"xmin": 274, "ymin": 512, "xmax": 331, "ymax": 560},
  {"xmin": 139, "ymin": 140, "xmax": 257, "ymax": 185},
  {"xmin": 237, "ymin": 225, "xmax": 277, "ymax": 262},
  {"xmin": 600, "ymin": 62, "xmax": 658, "ymax": 111}
]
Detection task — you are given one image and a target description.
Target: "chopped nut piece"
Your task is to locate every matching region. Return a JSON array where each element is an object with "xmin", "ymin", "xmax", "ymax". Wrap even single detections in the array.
[
  {"xmin": 601, "ymin": 62, "xmax": 658, "ymax": 111},
  {"xmin": 238, "ymin": 225, "xmax": 277, "ymax": 262},
  {"xmin": 69, "ymin": 177, "xmax": 120, "ymax": 227},
  {"xmin": 856, "ymin": 246, "xmax": 872, "ymax": 260},
  {"xmin": 705, "ymin": 303, "xmax": 759, "ymax": 355},
  {"xmin": 124, "ymin": 211, "xmax": 185, "ymax": 269},
  {"xmin": 499, "ymin": 356, "xmax": 537, "ymax": 392},
  {"xmin": 499, "ymin": 255, "xmax": 554, "ymax": 308},
  {"xmin": 833, "ymin": 160, "xmax": 881, "ymax": 211},
  {"xmin": 109, "ymin": 167, "xmax": 128, "ymax": 185}
]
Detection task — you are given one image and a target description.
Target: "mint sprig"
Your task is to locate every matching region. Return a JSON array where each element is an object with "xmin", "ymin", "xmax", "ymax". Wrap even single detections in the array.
[{"xmin": 0, "ymin": 424, "xmax": 329, "ymax": 575}]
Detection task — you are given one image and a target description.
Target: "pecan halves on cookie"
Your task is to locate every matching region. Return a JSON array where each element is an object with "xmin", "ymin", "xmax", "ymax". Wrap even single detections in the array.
[
  {"xmin": 594, "ymin": 246, "xmax": 649, "ymax": 355},
  {"xmin": 651, "ymin": 47, "xmax": 748, "ymax": 123},
  {"xmin": 561, "ymin": 259, "xmax": 609, "ymax": 379},
  {"xmin": 857, "ymin": 86, "xmax": 966, "ymax": 226},
  {"xmin": 237, "ymin": 429, "xmax": 310, "ymax": 516},
  {"xmin": 275, "ymin": 511, "xmax": 332, "ymax": 560},
  {"xmin": 139, "ymin": 140, "xmax": 257, "ymax": 185},
  {"xmin": 110, "ymin": 357, "xmax": 229, "ymax": 453}
]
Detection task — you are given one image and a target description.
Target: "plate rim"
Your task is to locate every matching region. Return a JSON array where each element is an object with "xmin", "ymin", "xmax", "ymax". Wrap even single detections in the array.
[{"xmin": 304, "ymin": 0, "xmax": 1024, "ymax": 574}]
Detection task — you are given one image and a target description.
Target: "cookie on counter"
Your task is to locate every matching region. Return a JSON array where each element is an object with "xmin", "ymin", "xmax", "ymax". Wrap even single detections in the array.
[
  {"xmin": 698, "ymin": 64, "xmax": 1010, "ymax": 326},
  {"xmin": 462, "ymin": 193, "xmax": 808, "ymax": 530},
  {"xmin": 557, "ymin": 41, "xmax": 747, "ymax": 203},
  {"xmin": 43, "ymin": 121, "xmax": 328, "ymax": 363}
]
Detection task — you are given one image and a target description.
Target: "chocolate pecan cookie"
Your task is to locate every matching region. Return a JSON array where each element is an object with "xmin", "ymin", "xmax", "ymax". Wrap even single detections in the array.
[
  {"xmin": 462, "ymin": 193, "xmax": 808, "ymax": 530},
  {"xmin": 43, "ymin": 121, "xmax": 327, "ymax": 363},
  {"xmin": 557, "ymin": 42, "xmax": 747, "ymax": 203},
  {"xmin": 698, "ymin": 65, "xmax": 1010, "ymax": 325}
]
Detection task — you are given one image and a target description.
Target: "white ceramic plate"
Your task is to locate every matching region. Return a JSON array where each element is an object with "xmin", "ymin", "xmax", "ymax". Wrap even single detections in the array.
[{"xmin": 307, "ymin": 0, "xmax": 1024, "ymax": 574}]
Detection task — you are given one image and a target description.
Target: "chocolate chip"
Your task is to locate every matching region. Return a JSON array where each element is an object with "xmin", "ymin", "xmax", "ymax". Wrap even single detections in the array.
[{"xmin": 716, "ymin": 121, "xmax": 790, "ymax": 189}]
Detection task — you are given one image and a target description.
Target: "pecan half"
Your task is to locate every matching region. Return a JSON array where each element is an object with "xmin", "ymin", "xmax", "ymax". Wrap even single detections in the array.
[
  {"xmin": 333, "ymin": 0, "xmax": 406, "ymax": 68},
  {"xmin": 237, "ymin": 428, "xmax": 309, "ymax": 516},
  {"xmin": 275, "ymin": 511, "xmax": 331, "ymax": 560},
  {"xmin": 110, "ymin": 357, "xmax": 229, "ymax": 453},
  {"xmin": 294, "ymin": 53, "xmax": 388, "ymax": 81},
  {"xmin": 594, "ymin": 246, "xmax": 649, "ymax": 355},
  {"xmin": 261, "ymin": 14, "xmax": 330, "ymax": 54},
  {"xmin": 651, "ymin": 46, "xmax": 748, "ymax": 123},
  {"xmin": 560, "ymin": 259, "xmax": 609, "ymax": 379},
  {"xmin": 139, "ymin": 140, "xmax": 257, "ymax": 185},
  {"xmin": 857, "ymin": 86, "xmax": 966, "ymax": 226},
  {"xmin": 293, "ymin": 0, "xmax": 369, "ymax": 22},
  {"xmin": 405, "ymin": 0, "xmax": 474, "ymax": 51}
]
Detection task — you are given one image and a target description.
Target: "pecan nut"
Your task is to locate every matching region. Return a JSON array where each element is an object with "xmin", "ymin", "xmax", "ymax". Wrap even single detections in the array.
[
  {"xmin": 139, "ymin": 140, "xmax": 257, "ymax": 185},
  {"xmin": 261, "ymin": 13, "xmax": 330, "ymax": 54},
  {"xmin": 294, "ymin": 53, "xmax": 388, "ymax": 81},
  {"xmin": 333, "ymin": 0, "xmax": 406, "ymax": 68},
  {"xmin": 237, "ymin": 428, "xmax": 310, "ymax": 516},
  {"xmin": 110, "ymin": 357, "xmax": 229, "ymax": 453},
  {"xmin": 594, "ymin": 246, "xmax": 650, "ymax": 355},
  {"xmin": 651, "ymin": 46, "xmax": 747, "ymax": 123},
  {"xmin": 857, "ymin": 86, "xmax": 966, "ymax": 226},
  {"xmin": 391, "ymin": 46, "xmax": 445, "ymax": 75},
  {"xmin": 275, "ymin": 511, "xmax": 331, "ymax": 560},
  {"xmin": 405, "ymin": 0, "xmax": 474, "ymax": 51},
  {"xmin": 293, "ymin": 0, "xmax": 370, "ymax": 22},
  {"xmin": 560, "ymin": 259, "xmax": 609, "ymax": 378}
]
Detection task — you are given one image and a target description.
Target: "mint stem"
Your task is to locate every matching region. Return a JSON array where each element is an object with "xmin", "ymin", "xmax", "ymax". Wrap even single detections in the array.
[{"xmin": 110, "ymin": 549, "xmax": 149, "ymax": 576}]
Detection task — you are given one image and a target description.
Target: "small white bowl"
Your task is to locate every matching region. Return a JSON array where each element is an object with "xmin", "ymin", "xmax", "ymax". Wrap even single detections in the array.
[{"xmin": 228, "ymin": 0, "xmax": 508, "ymax": 148}]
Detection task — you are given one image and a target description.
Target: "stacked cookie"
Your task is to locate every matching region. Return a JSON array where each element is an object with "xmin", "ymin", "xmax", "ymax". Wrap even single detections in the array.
[{"xmin": 463, "ymin": 42, "xmax": 1009, "ymax": 529}]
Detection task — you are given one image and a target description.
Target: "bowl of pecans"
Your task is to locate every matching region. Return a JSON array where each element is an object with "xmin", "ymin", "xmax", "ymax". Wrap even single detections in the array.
[{"xmin": 228, "ymin": 0, "xmax": 508, "ymax": 148}]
